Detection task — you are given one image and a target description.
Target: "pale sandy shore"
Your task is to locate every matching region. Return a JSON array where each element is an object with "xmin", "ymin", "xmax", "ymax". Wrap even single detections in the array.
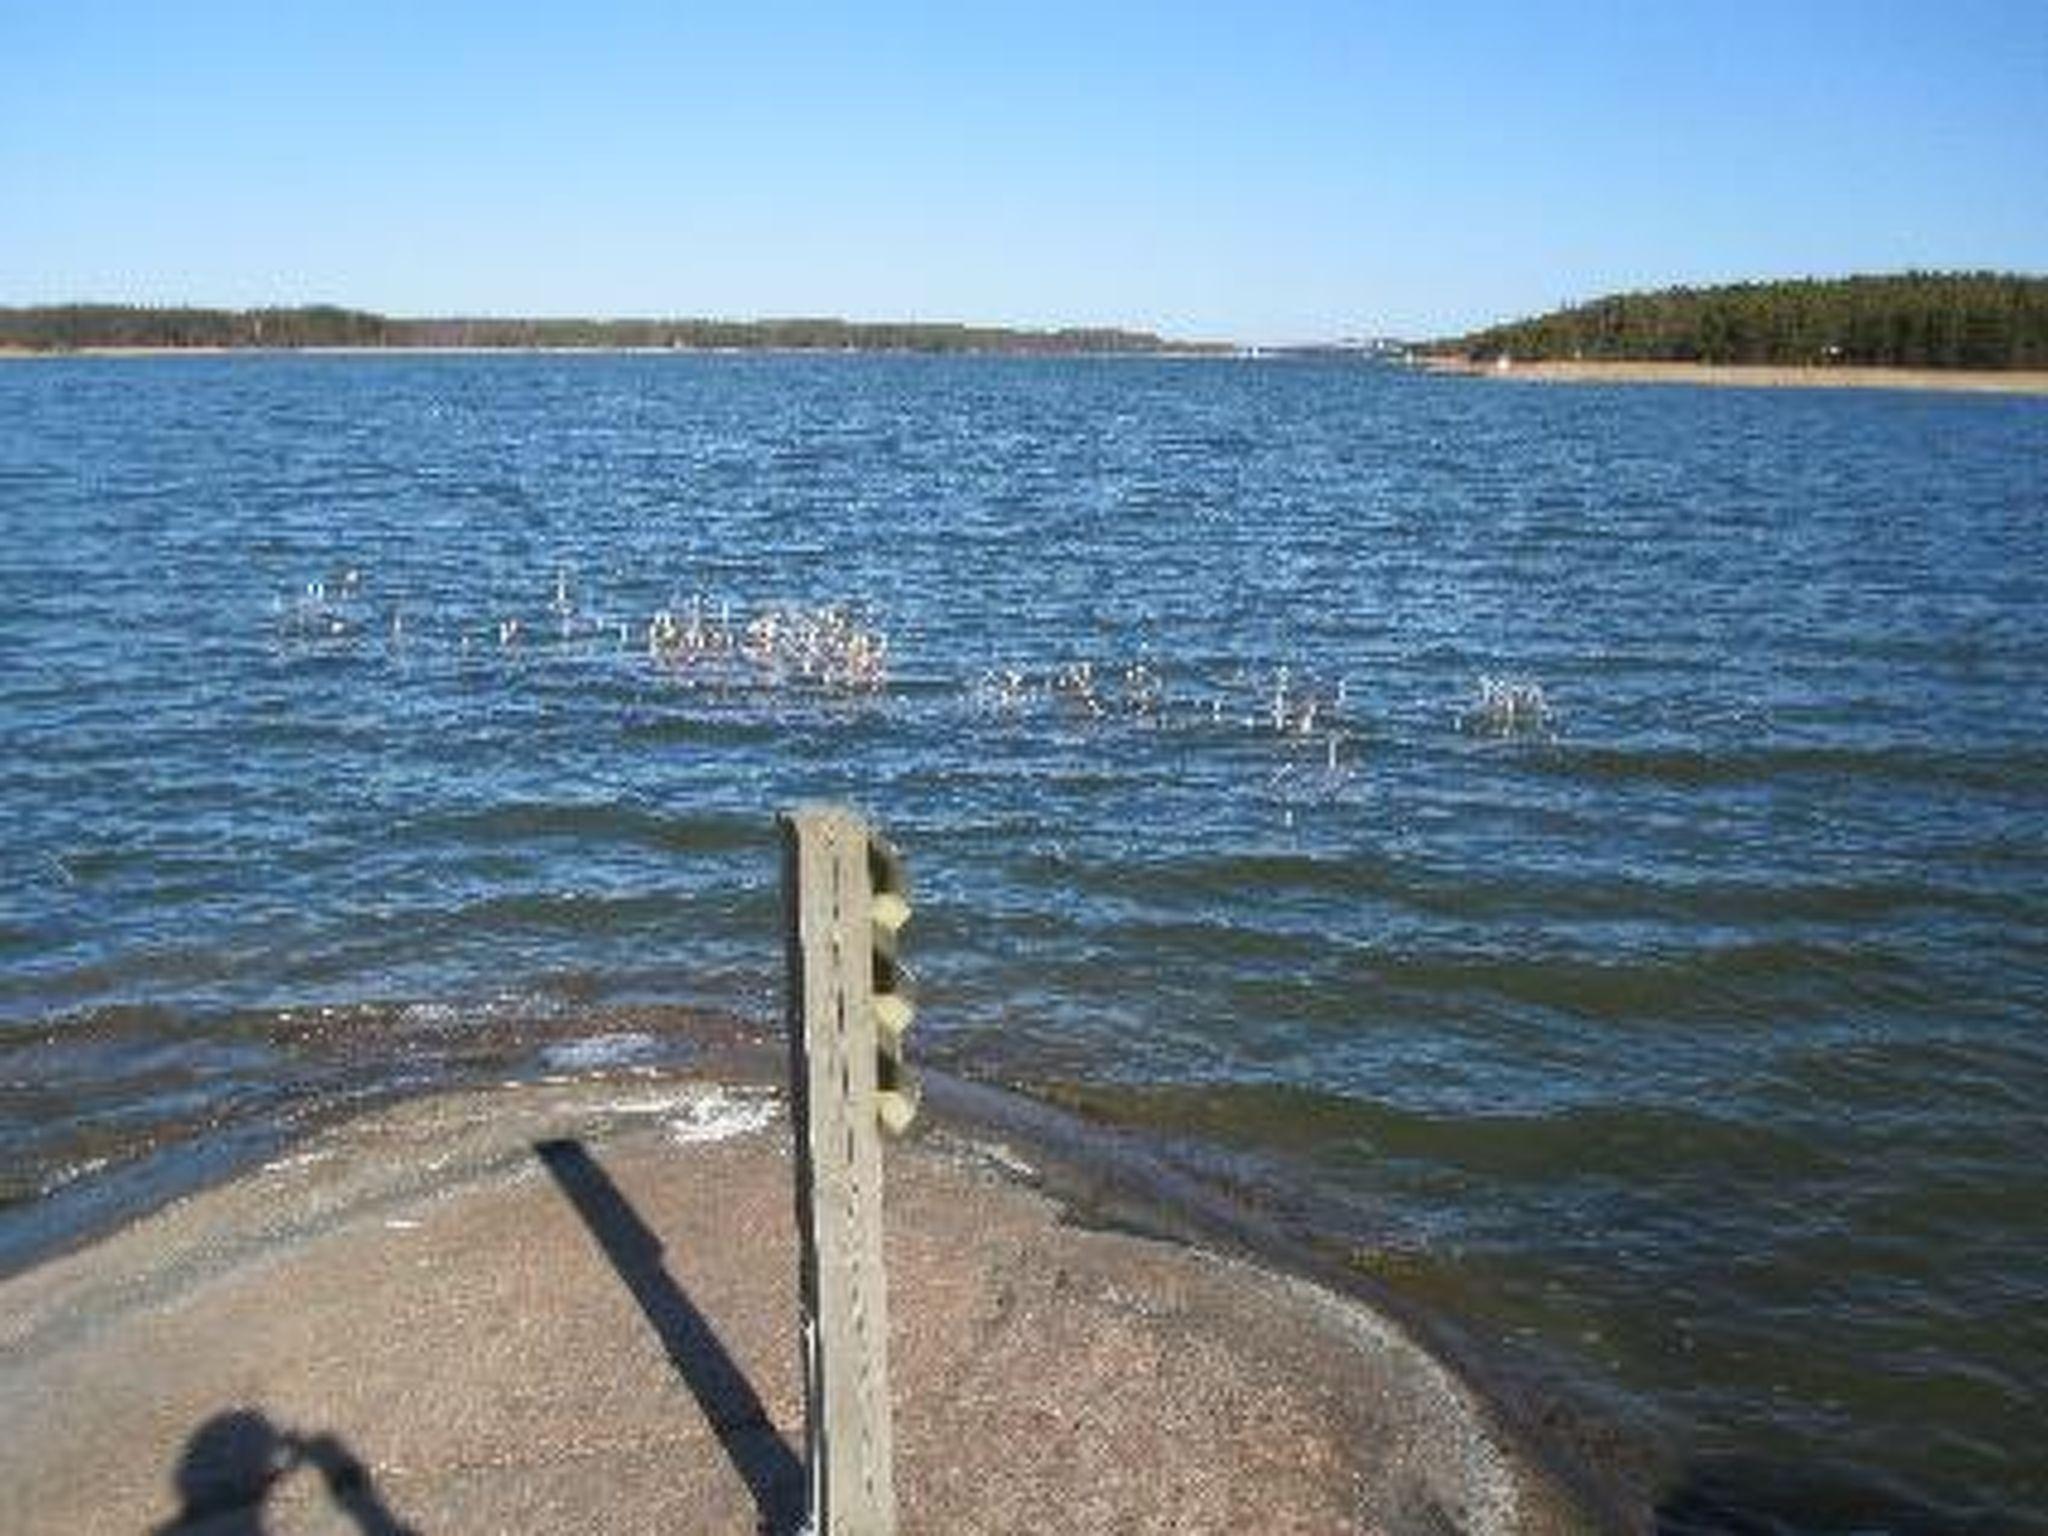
[{"xmin": 1418, "ymin": 356, "xmax": 2048, "ymax": 396}]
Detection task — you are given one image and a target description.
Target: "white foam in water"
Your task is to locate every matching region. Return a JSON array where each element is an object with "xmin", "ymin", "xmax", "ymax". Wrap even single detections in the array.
[
  {"xmin": 962, "ymin": 1138, "xmax": 1037, "ymax": 1180},
  {"xmin": 398, "ymin": 1001, "xmax": 464, "ymax": 1029},
  {"xmin": 39, "ymin": 1156, "xmax": 112, "ymax": 1196},
  {"xmin": 568, "ymin": 1085, "xmax": 782, "ymax": 1143},
  {"xmin": 541, "ymin": 1032, "xmax": 660, "ymax": 1070},
  {"xmin": 261, "ymin": 1149, "xmax": 335, "ymax": 1175},
  {"xmin": 665, "ymin": 1084, "xmax": 779, "ymax": 1145},
  {"xmin": 570, "ymin": 1083, "xmax": 781, "ymax": 1144},
  {"xmin": 397, "ymin": 994, "xmax": 570, "ymax": 1031}
]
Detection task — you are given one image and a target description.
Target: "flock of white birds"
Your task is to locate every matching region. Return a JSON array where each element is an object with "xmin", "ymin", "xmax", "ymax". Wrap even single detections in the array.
[{"xmin": 270, "ymin": 568, "xmax": 1556, "ymax": 761}]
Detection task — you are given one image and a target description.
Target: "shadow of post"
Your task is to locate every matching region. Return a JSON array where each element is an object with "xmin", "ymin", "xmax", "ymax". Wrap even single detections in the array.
[{"xmin": 534, "ymin": 1138, "xmax": 805, "ymax": 1536}]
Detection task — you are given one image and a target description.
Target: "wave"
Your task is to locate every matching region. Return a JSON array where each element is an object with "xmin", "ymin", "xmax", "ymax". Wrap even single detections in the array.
[
  {"xmin": 1542, "ymin": 742, "xmax": 2048, "ymax": 794},
  {"xmin": 1360, "ymin": 937, "xmax": 1924, "ymax": 1022},
  {"xmin": 407, "ymin": 800, "xmax": 762, "ymax": 856},
  {"xmin": 1034, "ymin": 1078, "xmax": 1846, "ymax": 1185}
]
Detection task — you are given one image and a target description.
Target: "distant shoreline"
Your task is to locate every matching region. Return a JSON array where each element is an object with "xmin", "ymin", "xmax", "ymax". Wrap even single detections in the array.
[
  {"xmin": 0, "ymin": 343, "xmax": 1215, "ymax": 361},
  {"xmin": 1417, "ymin": 355, "xmax": 2048, "ymax": 396},
  {"xmin": 0, "ymin": 304, "xmax": 1227, "ymax": 358}
]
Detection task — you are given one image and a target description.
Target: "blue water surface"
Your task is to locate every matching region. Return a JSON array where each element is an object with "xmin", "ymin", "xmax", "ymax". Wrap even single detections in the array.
[{"xmin": 2, "ymin": 354, "xmax": 2044, "ymax": 1530}]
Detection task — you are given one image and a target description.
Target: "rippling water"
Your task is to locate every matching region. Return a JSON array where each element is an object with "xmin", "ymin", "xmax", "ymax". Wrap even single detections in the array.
[{"xmin": 3, "ymin": 355, "xmax": 2044, "ymax": 1529}]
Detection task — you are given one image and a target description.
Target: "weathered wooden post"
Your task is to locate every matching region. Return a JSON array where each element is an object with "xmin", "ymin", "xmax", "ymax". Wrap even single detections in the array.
[{"xmin": 781, "ymin": 806, "xmax": 918, "ymax": 1536}]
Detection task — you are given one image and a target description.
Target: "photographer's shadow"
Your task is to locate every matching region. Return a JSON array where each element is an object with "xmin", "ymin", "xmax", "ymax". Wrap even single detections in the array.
[{"xmin": 154, "ymin": 1409, "xmax": 418, "ymax": 1535}]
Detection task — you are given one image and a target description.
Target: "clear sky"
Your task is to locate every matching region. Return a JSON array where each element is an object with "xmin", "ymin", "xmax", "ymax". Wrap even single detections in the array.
[{"xmin": 3, "ymin": 1, "xmax": 2044, "ymax": 342}]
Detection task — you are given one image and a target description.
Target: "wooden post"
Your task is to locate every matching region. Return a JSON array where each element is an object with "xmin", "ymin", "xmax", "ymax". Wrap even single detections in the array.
[{"xmin": 782, "ymin": 806, "xmax": 900, "ymax": 1536}]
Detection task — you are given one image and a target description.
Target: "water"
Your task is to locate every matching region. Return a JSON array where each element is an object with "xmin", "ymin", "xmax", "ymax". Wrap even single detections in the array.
[{"xmin": 3, "ymin": 354, "xmax": 2044, "ymax": 1530}]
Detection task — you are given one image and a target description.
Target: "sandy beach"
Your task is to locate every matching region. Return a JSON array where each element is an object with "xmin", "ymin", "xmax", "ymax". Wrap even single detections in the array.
[{"xmin": 1417, "ymin": 356, "xmax": 2048, "ymax": 395}]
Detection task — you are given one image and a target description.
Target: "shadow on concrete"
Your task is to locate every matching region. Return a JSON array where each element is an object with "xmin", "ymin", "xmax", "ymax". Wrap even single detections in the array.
[
  {"xmin": 153, "ymin": 1408, "xmax": 418, "ymax": 1534},
  {"xmin": 535, "ymin": 1138, "xmax": 805, "ymax": 1536},
  {"xmin": 1656, "ymin": 1456, "xmax": 2034, "ymax": 1536}
]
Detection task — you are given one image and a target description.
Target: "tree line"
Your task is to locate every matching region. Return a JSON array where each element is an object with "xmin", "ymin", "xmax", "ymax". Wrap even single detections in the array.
[
  {"xmin": 0, "ymin": 304, "xmax": 1204, "ymax": 355},
  {"xmin": 1446, "ymin": 272, "xmax": 2048, "ymax": 369}
]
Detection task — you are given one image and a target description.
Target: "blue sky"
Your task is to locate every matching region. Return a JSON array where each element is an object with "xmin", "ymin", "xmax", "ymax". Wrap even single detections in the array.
[{"xmin": 3, "ymin": 1, "xmax": 2044, "ymax": 341}]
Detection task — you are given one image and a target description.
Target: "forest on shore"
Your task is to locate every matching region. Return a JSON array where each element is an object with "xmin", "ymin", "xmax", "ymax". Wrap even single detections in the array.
[
  {"xmin": 1447, "ymin": 273, "xmax": 2048, "ymax": 369},
  {"xmin": 0, "ymin": 304, "xmax": 1201, "ymax": 355}
]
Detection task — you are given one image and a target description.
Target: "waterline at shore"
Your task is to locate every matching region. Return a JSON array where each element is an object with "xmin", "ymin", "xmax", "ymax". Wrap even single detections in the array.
[{"xmin": 1419, "ymin": 356, "xmax": 2048, "ymax": 394}]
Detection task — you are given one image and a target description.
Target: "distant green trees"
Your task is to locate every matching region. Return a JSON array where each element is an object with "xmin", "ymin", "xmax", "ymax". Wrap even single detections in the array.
[
  {"xmin": 0, "ymin": 304, "xmax": 1196, "ymax": 356},
  {"xmin": 0, "ymin": 305, "xmax": 395, "ymax": 350},
  {"xmin": 1448, "ymin": 273, "xmax": 2048, "ymax": 369}
]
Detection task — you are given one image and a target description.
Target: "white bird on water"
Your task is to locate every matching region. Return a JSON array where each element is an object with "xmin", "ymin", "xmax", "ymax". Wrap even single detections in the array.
[{"xmin": 553, "ymin": 568, "xmax": 574, "ymax": 636}]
